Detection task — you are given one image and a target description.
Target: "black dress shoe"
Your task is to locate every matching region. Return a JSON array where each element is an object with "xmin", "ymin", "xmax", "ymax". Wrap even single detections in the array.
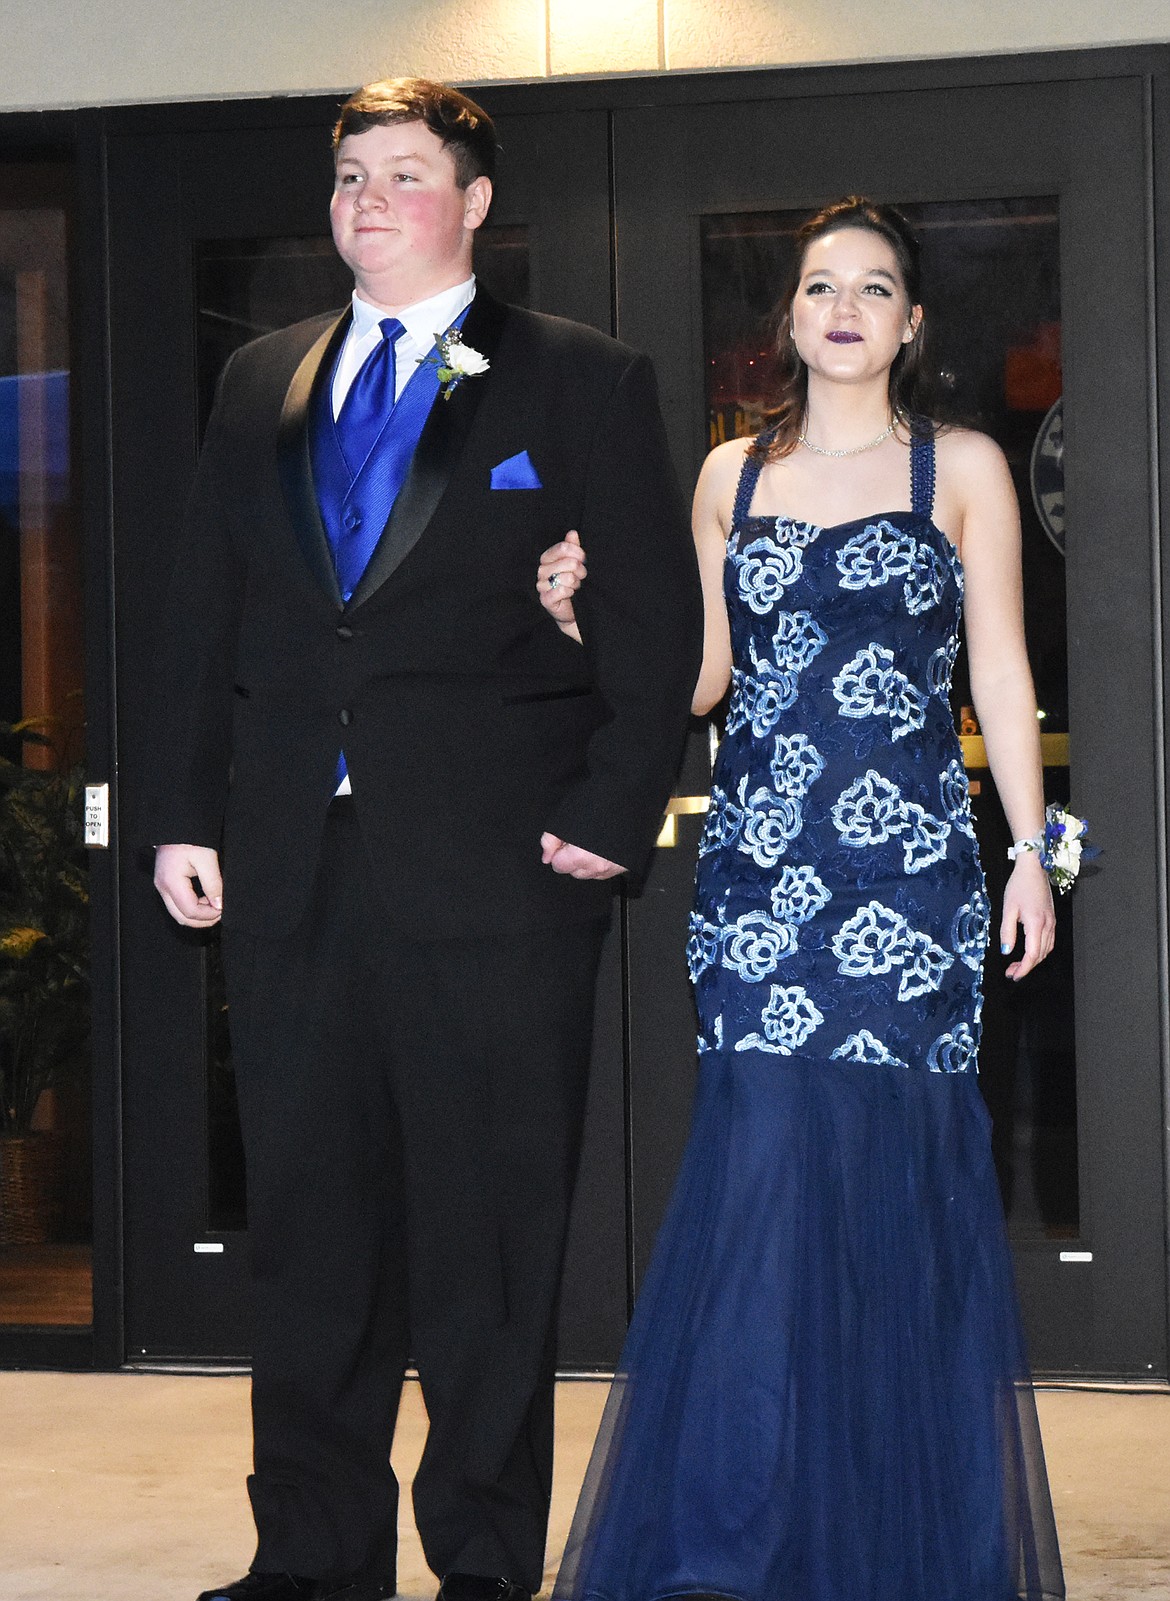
[
  {"xmin": 315, "ymin": 1583, "xmax": 396, "ymax": 1600},
  {"xmin": 198, "ymin": 1577, "xmax": 317, "ymax": 1601},
  {"xmin": 436, "ymin": 1575, "xmax": 533, "ymax": 1601},
  {"xmin": 199, "ymin": 1575, "xmax": 395, "ymax": 1601}
]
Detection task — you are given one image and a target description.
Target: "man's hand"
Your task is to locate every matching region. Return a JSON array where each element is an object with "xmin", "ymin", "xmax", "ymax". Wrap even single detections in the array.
[
  {"xmin": 154, "ymin": 843, "xmax": 224, "ymax": 927},
  {"xmin": 540, "ymin": 833, "xmax": 626, "ymax": 880}
]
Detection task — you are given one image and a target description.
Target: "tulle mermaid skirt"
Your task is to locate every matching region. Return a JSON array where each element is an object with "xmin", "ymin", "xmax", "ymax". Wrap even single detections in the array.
[{"xmin": 554, "ymin": 1049, "xmax": 1064, "ymax": 1601}]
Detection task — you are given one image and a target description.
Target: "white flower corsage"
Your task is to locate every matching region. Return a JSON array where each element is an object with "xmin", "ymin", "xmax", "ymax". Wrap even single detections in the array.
[
  {"xmin": 423, "ymin": 327, "xmax": 490, "ymax": 401},
  {"xmin": 1007, "ymin": 803, "xmax": 1093, "ymax": 894}
]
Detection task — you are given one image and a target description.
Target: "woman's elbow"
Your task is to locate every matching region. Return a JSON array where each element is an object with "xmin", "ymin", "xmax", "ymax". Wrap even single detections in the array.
[{"xmin": 691, "ymin": 673, "xmax": 729, "ymax": 717}]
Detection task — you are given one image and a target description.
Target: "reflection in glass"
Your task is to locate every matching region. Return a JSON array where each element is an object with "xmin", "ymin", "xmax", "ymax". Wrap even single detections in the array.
[
  {"xmin": 194, "ymin": 224, "xmax": 533, "ymax": 1232},
  {"xmin": 700, "ymin": 199, "xmax": 1076, "ymax": 1240},
  {"xmin": 0, "ymin": 162, "xmax": 92, "ymax": 1326}
]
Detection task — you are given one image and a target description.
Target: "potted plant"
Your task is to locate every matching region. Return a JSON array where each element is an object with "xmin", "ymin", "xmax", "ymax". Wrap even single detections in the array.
[{"xmin": 0, "ymin": 718, "xmax": 90, "ymax": 1244}]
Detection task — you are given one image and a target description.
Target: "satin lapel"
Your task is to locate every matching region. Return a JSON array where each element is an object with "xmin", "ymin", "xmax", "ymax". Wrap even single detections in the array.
[
  {"xmin": 277, "ymin": 311, "xmax": 350, "ymax": 609},
  {"xmin": 346, "ymin": 289, "xmax": 511, "ymax": 612}
]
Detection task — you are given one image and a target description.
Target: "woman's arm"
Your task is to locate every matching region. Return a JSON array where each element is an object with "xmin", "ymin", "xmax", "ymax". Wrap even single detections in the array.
[
  {"xmin": 689, "ymin": 443, "xmax": 737, "ymax": 715},
  {"xmin": 948, "ymin": 429, "xmax": 1055, "ymax": 980}
]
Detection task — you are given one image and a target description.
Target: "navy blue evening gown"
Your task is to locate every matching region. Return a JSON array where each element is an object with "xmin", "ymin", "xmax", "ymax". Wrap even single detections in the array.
[{"xmin": 554, "ymin": 432, "xmax": 1064, "ymax": 1601}]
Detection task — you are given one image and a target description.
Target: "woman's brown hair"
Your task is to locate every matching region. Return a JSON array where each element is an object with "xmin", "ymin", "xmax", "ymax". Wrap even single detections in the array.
[{"xmin": 753, "ymin": 197, "xmax": 936, "ymax": 461}]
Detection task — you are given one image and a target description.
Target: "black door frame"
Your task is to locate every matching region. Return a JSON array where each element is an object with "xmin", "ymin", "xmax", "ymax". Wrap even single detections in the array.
[{"xmin": 0, "ymin": 42, "xmax": 1167, "ymax": 1372}]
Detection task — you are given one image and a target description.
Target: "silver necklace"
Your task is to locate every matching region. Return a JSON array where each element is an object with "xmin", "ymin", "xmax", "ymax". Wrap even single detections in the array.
[{"xmin": 798, "ymin": 420, "xmax": 897, "ymax": 457}]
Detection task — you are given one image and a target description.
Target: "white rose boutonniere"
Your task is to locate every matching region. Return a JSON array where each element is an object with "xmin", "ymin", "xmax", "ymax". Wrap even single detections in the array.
[{"xmin": 423, "ymin": 327, "xmax": 490, "ymax": 401}]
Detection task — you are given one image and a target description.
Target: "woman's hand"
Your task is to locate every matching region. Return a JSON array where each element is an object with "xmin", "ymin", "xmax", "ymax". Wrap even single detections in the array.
[
  {"xmin": 537, "ymin": 530, "xmax": 587, "ymax": 644},
  {"xmin": 1000, "ymin": 854, "xmax": 1056, "ymax": 981}
]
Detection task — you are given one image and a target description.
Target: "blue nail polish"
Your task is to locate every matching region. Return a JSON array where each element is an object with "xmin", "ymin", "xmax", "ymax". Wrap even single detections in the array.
[{"xmin": 1000, "ymin": 941, "xmax": 1012, "ymax": 954}]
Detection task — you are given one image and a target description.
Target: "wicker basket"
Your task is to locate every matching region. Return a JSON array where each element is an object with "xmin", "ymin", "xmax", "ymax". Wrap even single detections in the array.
[{"xmin": 0, "ymin": 1133, "xmax": 66, "ymax": 1245}]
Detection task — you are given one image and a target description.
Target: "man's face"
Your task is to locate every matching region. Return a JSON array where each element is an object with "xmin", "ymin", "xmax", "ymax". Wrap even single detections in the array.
[{"xmin": 330, "ymin": 120, "xmax": 491, "ymax": 307}]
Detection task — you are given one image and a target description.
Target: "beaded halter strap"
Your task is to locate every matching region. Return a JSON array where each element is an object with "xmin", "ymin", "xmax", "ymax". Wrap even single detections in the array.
[
  {"xmin": 730, "ymin": 433, "xmax": 774, "ymax": 528},
  {"xmin": 910, "ymin": 427, "xmax": 936, "ymax": 521}
]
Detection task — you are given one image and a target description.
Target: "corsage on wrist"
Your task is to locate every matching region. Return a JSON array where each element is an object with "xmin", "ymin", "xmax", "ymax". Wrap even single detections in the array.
[{"xmin": 1007, "ymin": 804, "xmax": 1091, "ymax": 894}]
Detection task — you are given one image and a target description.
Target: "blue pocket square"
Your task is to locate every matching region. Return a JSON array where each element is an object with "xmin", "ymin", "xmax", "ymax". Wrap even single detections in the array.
[{"xmin": 490, "ymin": 450, "xmax": 543, "ymax": 490}]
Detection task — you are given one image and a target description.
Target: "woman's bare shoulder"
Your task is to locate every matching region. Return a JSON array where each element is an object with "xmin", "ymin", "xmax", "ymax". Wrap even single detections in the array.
[
  {"xmin": 706, "ymin": 434, "xmax": 755, "ymax": 472},
  {"xmin": 697, "ymin": 434, "xmax": 754, "ymax": 496},
  {"xmin": 693, "ymin": 436, "xmax": 755, "ymax": 536},
  {"xmin": 933, "ymin": 424, "xmax": 1010, "ymax": 477}
]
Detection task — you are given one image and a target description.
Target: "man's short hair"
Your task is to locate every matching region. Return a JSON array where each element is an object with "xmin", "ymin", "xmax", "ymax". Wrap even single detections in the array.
[{"xmin": 333, "ymin": 78, "xmax": 497, "ymax": 187}]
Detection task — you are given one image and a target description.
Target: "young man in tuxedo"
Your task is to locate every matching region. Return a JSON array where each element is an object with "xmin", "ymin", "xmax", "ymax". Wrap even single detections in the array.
[{"xmin": 147, "ymin": 78, "xmax": 701, "ymax": 1601}]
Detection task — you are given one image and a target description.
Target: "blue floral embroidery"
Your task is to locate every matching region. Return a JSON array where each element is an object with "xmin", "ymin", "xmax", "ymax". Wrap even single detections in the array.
[
  {"xmin": 737, "ymin": 780, "xmax": 804, "ymax": 867},
  {"xmin": 722, "ymin": 912, "xmax": 798, "ymax": 982},
  {"xmin": 927, "ymin": 1022, "xmax": 978, "ymax": 1073},
  {"xmin": 831, "ymin": 1029, "xmax": 909, "ymax": 1070},
  {"xmin": 687, "ymin": 913, "xmax": 722, "ymax": 981},
  {"xmin": 770, "ymin": 734, "xmax": 826, "ymax": 799},
  {"xmin": 832, "ymin": 644, "xmax": 895, "ymax": 720},
  {"xmin": 900, "ymin": 803, "xmax": 951, "ymax": 875},
  {"xmin": 926, "ymin": 637, "xmax": 959, "ymax": 697},
  {"xmin": 772, "ymin": 610, "xmax": 828, "ymax": 673},
  {"xmin": 769, "ymin": 865, "xmax": 832, "ymax": 925},
  {"xmin": 898, "ymin": 929, "xmax": 954, "ymax": 1002},
  {"xmin": 885, "ymin": 676, "xmax": 927, "ymax": 740},
  {"xmin": 702, "ymin": 450, "xmax": 979, "ymax": 1075},
  {"xmin": 904, "ymin": 541, "xmax": 946, "ymax": 615},
  {"xmin": 832, "ymin": 771, "xmax": 905, "ymax": 848},
  {"xmin": 952, "ymin": 889, "xmax": 990, "ymax": 970},
  {"xmin": 773, "ymin": 517, "xmax": 820, "ymax": 549},
  {"xmin": 939, "ymin": 757, "xmax": 976, "ymax": 837},
  {"xmin": 832, "ymin": 646, "xmax": 926, "ymax": 740},
  {"xmin": 736, "ymin": 985, "xmax": 824, "ymax": 1054},
  {"xmin": 836, "ymin": 521, "xmax": 916, "ymax": 590},
  {"xmin": 698, "ymin": 785, "xmax": 742, "ymax": 858},
  {"xmin": 831, "ymin": 901, "xmax": 953, "ymax": 1001},
  {"xmin": 737, "ymin": 538, "xmax": 803, "ymax": 614},
  {"xmin": 726, "ymin": 644, "xmax": 798, "ymax": 738},
  {"xmin": 831, "ymin": 901, "xmax": 912, "ymax": 976}
]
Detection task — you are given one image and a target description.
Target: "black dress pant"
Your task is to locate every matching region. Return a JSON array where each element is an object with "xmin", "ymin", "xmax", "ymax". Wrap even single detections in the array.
[{"xmin": 222, "ymin": 799, "xmax": 607, "ymax": 1590}]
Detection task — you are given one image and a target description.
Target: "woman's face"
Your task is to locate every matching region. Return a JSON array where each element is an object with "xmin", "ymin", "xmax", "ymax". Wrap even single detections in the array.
[{"xmin": 790, "ymin": 226, "xmax": 921, "ymax": 388}]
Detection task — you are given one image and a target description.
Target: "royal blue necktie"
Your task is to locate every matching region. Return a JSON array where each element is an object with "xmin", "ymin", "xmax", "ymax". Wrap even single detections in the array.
[{"xmin": 336, "ymin": 317, "xmax": 406, "ymax": 478}]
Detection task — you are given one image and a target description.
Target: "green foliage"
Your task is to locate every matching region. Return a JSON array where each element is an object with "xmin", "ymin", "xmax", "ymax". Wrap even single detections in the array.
[{"xmin": 0, "ymin": 719, "xmax": 91, "ymax": 1135}]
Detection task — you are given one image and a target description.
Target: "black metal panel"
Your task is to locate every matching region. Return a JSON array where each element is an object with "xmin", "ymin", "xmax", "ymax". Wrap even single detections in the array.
[
  {"xmin": 1056, "ymin": 76, "xmax": 1165, "ymax": 1376},
  {"xmin": 1154, "ymin": 60, "xmax": 1170, "ymax": 1384},
  {"xmin": 106, "ymin": 109, "xmax": 622, "ymax": 1364},
  {"xmin": 613, "ymin": 72, "xmax": 1166, "ymax": 1376},
  {"xmin": 4, "ymin": 41, "xmax": 1169, "ymax": 1374}
]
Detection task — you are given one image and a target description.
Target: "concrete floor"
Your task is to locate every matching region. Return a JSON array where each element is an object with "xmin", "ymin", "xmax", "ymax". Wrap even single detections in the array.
[{"xmin": 1, "ymin": 1374, "xmax": 1168, "ymax": 1601}]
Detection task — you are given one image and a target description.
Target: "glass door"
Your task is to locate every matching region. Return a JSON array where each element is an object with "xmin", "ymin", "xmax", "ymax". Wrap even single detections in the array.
[
  {"xmin": 614, "ymin": 77, "xmax": 1163, "ymax": 1375},
  {"xmin": 0, "ymin": 157, "xmax": 93, "ymax": 1348},
  {"xmin": 108, "ymin": 105, "xmax": 623, "ymax": 1364}
]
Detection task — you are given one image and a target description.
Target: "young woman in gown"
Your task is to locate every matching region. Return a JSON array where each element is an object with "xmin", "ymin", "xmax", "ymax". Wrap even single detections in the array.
[{"xmin": 536, "ymin": 198, "xmax": 1065, "ymax": 1601}]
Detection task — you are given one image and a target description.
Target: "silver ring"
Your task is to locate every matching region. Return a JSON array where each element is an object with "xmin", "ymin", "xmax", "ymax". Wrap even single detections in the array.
[{"xmin": 548, "ymin": 573, "xmax": 560, "ymax": 590}]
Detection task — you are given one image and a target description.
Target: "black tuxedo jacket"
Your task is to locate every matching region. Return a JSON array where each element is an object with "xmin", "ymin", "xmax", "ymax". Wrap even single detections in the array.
[{"xmin": 143, "ymin": 288, "xmax": 703, "ymax": 940}]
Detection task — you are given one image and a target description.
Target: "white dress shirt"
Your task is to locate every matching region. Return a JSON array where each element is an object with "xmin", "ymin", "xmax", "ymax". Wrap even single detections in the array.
[
  {"xmin": 330, "ymin": 276, "xmax": 476, "ymax": 794},
  {"xmin": 331, "ymin": 276, "xmax": 478, "ymax": 417}
]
